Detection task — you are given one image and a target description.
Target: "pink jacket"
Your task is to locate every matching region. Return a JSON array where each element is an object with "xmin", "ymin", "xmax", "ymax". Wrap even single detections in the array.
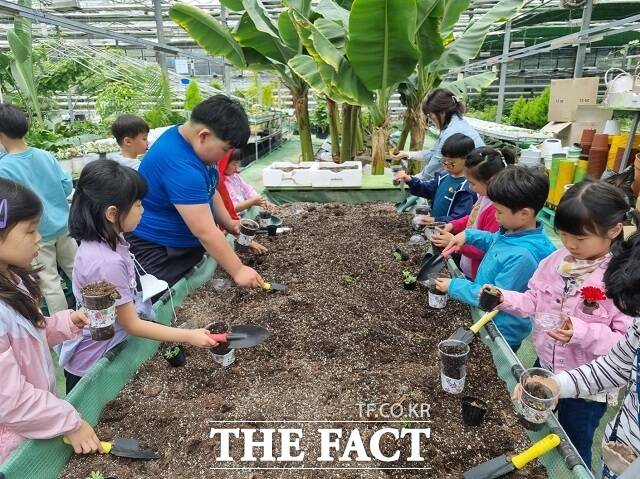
[
  {"xmin": 449, "ymin": 201, "xmax": 499, "ymax": 279},
  {"xmin": 0, "ymin": 305, "xmax": 83, "ymax": 463},
  {"xmin": 498, "ymin": 248, "xmax": 633, "ymax": 373}
]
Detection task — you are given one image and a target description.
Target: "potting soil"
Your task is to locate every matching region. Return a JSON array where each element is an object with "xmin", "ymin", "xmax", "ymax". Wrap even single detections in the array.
[{"xmin": 62, "ymin": 203, "xmax": 546, "ymax": 479}]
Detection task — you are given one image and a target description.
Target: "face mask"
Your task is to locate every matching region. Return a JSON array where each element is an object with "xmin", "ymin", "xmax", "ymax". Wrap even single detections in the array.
[{"xmin": 131, "ymin": 255, "xmax": 169, "ymax": 302}]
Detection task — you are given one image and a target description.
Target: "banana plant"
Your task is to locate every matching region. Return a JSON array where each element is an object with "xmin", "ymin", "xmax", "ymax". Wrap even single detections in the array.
[
  {"xmin": 169, "ymin": 0, "xmax": 316, "ymax": 161},
  {"xmin": 397, "ymin": 0, "xmax": 524, "ymax": 153}
]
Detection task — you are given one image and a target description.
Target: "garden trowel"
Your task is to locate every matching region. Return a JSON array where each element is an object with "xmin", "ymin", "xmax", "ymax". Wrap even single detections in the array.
[
  {"xmin": 261, "ymin": 281, "xmax": 288, "ymax": 292},
  {"xmin": 464, "ymin": 433, "xmax": 560, "ymax": 479},
  {"xmin": 64, "ymin": 436, "xmax": 159, "ymax": 460},
  {"xmin": 450, "ymin": 310, "xmax": 499, "ymax": 345},
  {"xmin": 417, "ymin": 243, "xmax": 460, "ymax": 282},
  {"xmin": 207, "ymin": 324, "xmax": 271, "ymax": 349}
]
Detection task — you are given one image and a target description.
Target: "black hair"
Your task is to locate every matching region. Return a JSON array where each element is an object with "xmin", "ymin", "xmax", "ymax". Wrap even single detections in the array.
[
  {"xmin": 230, "ymin": 148, "xmax": 243, "ymax": 162},
  {"xmin": 464, "ymin": 146, "xmax": 516, "ymax": 183},
  {"xmin": 440, "ymin": 133, "xmax": 475, "ymax": 159},
  {"xmin": 555, "ymin": 180, "xmax": 634, "ymax": 238},
  {"xmin": 487, "ymin": 166, "xmax": 548, "ymax": 214},
  {"xmin": 0, "ymin": 104, "xmax": 29, "ymax": 139},
  {"xmin": 69, "ymin": 160, "xmax": 148, "ymax": 251},
  {"xmin": 0, "ymin": 178, "xmax": 45, "ymax": 327},
  {"xmin": 111, "ymin": 114, "xmax": 150, "ymax": 146},
  {"xmin": 422, "ymin": 88, "xmax": 465, "ymax": 130},
  {"xmin": 190, "ymin": 95, "xmax": 250, "ymax": 148},
  {"xmin": 604, "ymin": 229, "xmax": 640, "ymax": 316}
]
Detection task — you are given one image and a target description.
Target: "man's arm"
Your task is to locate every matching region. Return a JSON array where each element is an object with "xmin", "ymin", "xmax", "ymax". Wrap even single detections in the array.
[
  {"xmin": 212, "ymin": 191, "xmax": 239, "ymax": 234},
  {"xmin": 175, "ymin": 203, "xmax": 262, "ymax": 288}
]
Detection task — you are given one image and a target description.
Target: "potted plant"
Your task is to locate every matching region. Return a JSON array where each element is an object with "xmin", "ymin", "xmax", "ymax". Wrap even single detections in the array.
[
  {"xmin": 402, "ymin": 270, "xmax": 417, "ymax": 290},
  {"xmin": 312, "ymin": 102, "xmax": 329, "ymax": 139},
  {"xmin": 163, "ymin": 344, "xmax": 186, "ymax": 367},
  {"xmin": 580, "ymin": 286, "xmax": 607, "ymax": 314}
]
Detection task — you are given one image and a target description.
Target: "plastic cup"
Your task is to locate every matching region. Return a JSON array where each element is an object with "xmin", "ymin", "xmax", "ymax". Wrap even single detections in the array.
[
  {"xmin": 517, "ymin": 368, "xmax": 559, "ymax": 430},
  {"xmin": 391, "ymin": 165, "xmax": 402, "ymax": 185},
  {"xmin": 424, "ymin": 221, "xmax": 446, "ymax": 240},
  {"xmin": 257, "ymin": 211, "xmax": 272, "ymax": 229},
  {"xmin": 533, "ymin": 312, "xmax": 564, "ymax": 332},
  {"xmin": 438, "ymin": 339, "xmax": 470, "ymax": 394},
  {"xmin": 237, "ymin": 219, "xmax": 259, "ymax": 248}
]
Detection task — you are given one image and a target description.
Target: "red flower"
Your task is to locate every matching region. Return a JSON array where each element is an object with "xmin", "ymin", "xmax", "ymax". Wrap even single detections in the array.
[{"xmin": 580, "ymin": 286, "xmax": 607, "ymax": 303}]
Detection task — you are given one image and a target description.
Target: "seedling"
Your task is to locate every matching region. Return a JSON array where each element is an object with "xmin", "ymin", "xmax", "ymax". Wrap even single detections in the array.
[
  {"xmin": 163, "ymin": 346, "xmax": 182, "ymax": 360},
  {"xmin": 342, "ymin": 273, "xmax": 356, "ymax": 284},
  {"xmin": 393, "ymin": 251, "xmax": 402, "ymax": 261},
  {"xmin": 86, "ymin": 472, "xmax": 105, "ymax": 479},
  {"xmin": 402, "ymin": 271, "xmax": 417, "ymax": 285}
]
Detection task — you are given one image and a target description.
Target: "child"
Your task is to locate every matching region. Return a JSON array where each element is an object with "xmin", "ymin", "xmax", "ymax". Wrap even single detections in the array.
[
  {"xmin": 58, "ymin": 160, "xmax": 217, "ymax": 391},
  {"xmin": 431, "ymin": 146, "xmax": 515, "ymax": 279},
  {"xmin": 436, "ymin": 166, "xmax": 556, "ymax": 351},
  {"xmin": 0, "ymin": 178, "xmax": 102, "ymax": 462},
  {"xmin": 223, "ymin": 149, "xmax": 272, "ymax": 214},
  {"xmin": 514, "ymin": 228, "xmax": 640, "ymax": 478},
  {"xmin": 110, "ymin": 114, "xmax": 150, "ymax": 170},
  {"xmin": 217, "ymin": 150, "xmax": 267, "ymax": 254},
  {"xmin": 395, "ymin": 133, "xmax": 477, "ymax": 224},
  {"xmin": 488, "ymin": 181, "xmax": 635, "ymax": 466},
  {"xmin": 0, "ymin": 104, "xmax": 76, "ymax": 314}
]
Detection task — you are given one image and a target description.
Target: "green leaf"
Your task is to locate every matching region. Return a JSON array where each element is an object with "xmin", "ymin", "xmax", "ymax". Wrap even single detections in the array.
[
  {"xmin": 288, "ymin": 54, "xmax": 331, "ymax": 96},
  {"xmin": 242, "ymin": 0, "xmax": 280, "ymax": 38},
  {"xmin": 334, "ymin": 59, "xmax": 374, "ymax": 105},
  {"xmin": 284, "ymin": 0, "xmax": 312, "ymax": 17},
  {"xmin": 310, "ymin": 20, "xmax": 345, "ymax": 71},
  {"xmin": 169, "ymin": 4, "xmax": 246, "ymax": 68},
  {"xmin": 416, "ymin": 10, "xmax": 444, "ymax": 67},
  {"xmin": 315, "ymin": 18, "xmax": 346, "ymax": 49},
  {"xmin": 317, "ymin": 0, "xmax": 350, "ymax": 25},
  {"xmin": 7, "ymin": 30, "xmax": 29, "ymax": 63},
  {"xmin": 347, "ymin": 0, "xmax": 419, "ymax": 91},
  {"xmin": 442, "ymin": 71, "xmax": 497, "ymax": 98},
  {"xmin": 220, "ymin": 0, "xmax": 245, "ymax": 11},
  {"xmin": 440, "ymin": 0, "xmax": 471, "ymax": 39},
  {"xmin": 235, "ymin": 12, "xmax": 295, "ymax": 64},
  {"xmin": 278, "ymin": 11, "xmax": 299, "ymax": 50},
  {"xmin": 243, "ymin": 48, "xmax": 287, "ymax": 77},
  {"xmin": 435, "ymin": 0, "xmax": 524, "ymax": 73}
]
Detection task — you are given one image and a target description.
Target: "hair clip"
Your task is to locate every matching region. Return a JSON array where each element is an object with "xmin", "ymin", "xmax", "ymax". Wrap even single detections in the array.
[{"xmin": 451, "ymin": 95, "xmax": 459, "ymax": 104}]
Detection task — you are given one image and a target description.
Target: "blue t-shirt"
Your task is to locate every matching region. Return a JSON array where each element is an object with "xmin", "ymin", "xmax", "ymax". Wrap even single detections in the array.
[
  {"xmin": 431, "ymin": 175, "xmax": 465, "ymax": 218},
  {"xmin": 0, "ymin": 147, "xmax": 72, "ymax": 241},
  {"xmin": 134, "ymin": 126, "xmax": 218, "ymax": 248}
]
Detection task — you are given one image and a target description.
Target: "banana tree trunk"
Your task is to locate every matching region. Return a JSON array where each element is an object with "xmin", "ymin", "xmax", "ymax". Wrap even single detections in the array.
[
  {"xmin": 408, "ymin": 103, "xmax": 426, "ymax": 150},
  {"xmin": 371, "ymin": 123, "xmax": 387, "ymax": 175},
  {"xmin": 354, "ymin": 107, "xmax": 364, "ymax": 154},
  {"xmin": 396, "ymin": 122, "xmax": 410, "ymax": 153},
  {"xmin": 340, "ymin": 103, "xmax": 354, "ymax": 163},
  {"xmin": 327, "ymin": 98, "xmax": 340, "ymax": 161},
  {"xmin": 292, "ymin": 88, "xmax": 313, "ymax": 163}
]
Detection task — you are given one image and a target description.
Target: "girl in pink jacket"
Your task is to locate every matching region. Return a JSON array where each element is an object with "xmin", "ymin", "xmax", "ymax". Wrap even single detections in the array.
[
  {"xmin": 0, "ymin": 178, "xmax": 102, "ymax": 463},
  {"xmin": 487, "ymin": 180, "xmax": 636, "ymax": 467},
  {"xmin": 432, "ymin": 146, "xmax": 515, "ymax": 279}
]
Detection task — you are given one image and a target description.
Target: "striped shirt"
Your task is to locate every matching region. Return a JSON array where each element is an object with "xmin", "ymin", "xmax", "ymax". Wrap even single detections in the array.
[{"xmin": 556, "ymin": 319, "xmax": 640, "ymax": 458}]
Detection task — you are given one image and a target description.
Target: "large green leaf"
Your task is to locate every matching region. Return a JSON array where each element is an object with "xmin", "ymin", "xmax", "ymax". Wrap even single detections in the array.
[
  {"xmin": 7, "ymin": 30, "xmax": 29, "ymax": 63},
  {"xmin": 417, "ymin": 0, "xmax": 442, "ymax": 28},
  {"xmin": 242, "ymin": 0, "xmax": 280, "ymax": 38},
  {"xmin": 291, "ymin": 11, "xmax": 321, "ymax": 62},
  {"xmin": 278, "ymin": 11, "xmax": 299, "ymax": 50},
  {"xmin": 416, "ymin": 9, "xmax": 444, "ymax": 67},
  {"xmin": 288, "ymin": 54, "xmax": 331, "ymax": 96},
  {"xmin": 442, "ymin": 71, "xmax": 497, "ymax": 98},
  {"xmin": 220, "ymin": 0, "xmax": 245, "ymax": 12},
  {"xmin": 440, "ymin": 0, "xmax": 470, "ymax": 39},
  {"xmin": 284, "ymin": 0, "xmax": 312, "ymax": 17},
  {"xmin": 235, "ymin": 13, "xmax": 295, "ymax": 64},
  {"xmin": 169, "ymin": 3, "xmax": 246, "ymax": 68},
  {"xmin": 347, "ymin": 0, "xmax": 419, "ymax": 91},
  {"xmin": 315, "ymin": 18, "xmax": 346, "ymax": 49},
  {"xmin": 435, "ymin": 0, "xmax": 524, "ymax": 73},
  {"xmin": 317, "ymin": 0, "xmax": 350, "ymax": 25},
  {"xmin": 334, "ymin": 59, "xmax": 374, "ymax": 105},
  {"xmin": 310, "ymin": 19, "xmax": 345, "ymax": 71}
]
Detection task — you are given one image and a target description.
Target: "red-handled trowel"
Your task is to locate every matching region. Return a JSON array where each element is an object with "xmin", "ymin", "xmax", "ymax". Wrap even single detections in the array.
[
  {"xmin": 463, "ymin": 433, "xmax": 560, "ymax": 479},
  {"xmin": 207, "ymin": 324, "xmax": 271, "ymax": 349}
]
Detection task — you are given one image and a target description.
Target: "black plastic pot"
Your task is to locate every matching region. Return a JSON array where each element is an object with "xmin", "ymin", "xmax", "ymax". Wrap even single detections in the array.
[
  {"xmin": 236, "ymin": 219, "xmax": 259, "ymax": 251},
  {"xmin": 403, "ymin": 281, "xmax": 417, "ymax": 290},
  {"xmin": 394, "ymin": 247, "xmax": 409, "ymax": 261},
  {"xmin": 257, "ymin": 211, "xmax": 272, "ymax": 229},
  {"xmin": 267, "ymin": 224, "xmax": 278, "ymax": 236},
  {"xmin": 164, "ymin": 345, "xmax": 186, "ymax": 367},
  {"xmin": 462, "ymin": 396, "xmax": 487, "ymax": 426},
  {"xmin": 479, "ymin": 286, "xmax": 502, "ymax": 311}
]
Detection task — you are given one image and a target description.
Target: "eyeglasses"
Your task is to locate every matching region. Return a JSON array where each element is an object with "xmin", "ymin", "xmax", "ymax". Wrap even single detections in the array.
[{"xmin": 442, "ymin": 159, "xmax": 461, "ymax": 167}]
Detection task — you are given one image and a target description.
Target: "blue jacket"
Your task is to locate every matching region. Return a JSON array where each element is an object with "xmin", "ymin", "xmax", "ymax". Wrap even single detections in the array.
[
  {"xmin": 448, "ymin": 223, "xmax": 556, "ymax": 348},
  {"xmin": 420, "ymin": 115, "xmax": 484, "ymax": 180},
  {"xmin": 406, "ymin": 171, "xmax": 477, "ymax": 222}
]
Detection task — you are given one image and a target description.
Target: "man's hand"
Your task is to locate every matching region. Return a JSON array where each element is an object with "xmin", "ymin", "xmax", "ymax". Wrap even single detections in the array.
[{"xmin": 232, "ymin": 265, "xmax": 263, "ymax": 288}]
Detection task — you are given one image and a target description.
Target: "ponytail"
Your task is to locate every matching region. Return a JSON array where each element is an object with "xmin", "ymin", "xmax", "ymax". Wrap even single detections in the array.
[
  {"xmin": 422, "ymin": 88, "xmax": 465, "ymax": 129},
  {"xmin": 464, "ymin": 146, "xmax": 514, "ymax": 183}
]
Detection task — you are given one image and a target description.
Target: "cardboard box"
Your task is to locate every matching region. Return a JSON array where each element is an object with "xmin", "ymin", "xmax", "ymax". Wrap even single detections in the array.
[
  {"xmin": 548, "ymin": 77, "xmax": 600, "ymax": 122},
  {"xmin": 541, "ymin": 105, "xmax": 612, "ymax": 146}
]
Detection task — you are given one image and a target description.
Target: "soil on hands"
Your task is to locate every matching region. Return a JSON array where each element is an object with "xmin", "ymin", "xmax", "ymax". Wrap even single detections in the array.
[{"xmin": 62, "ymin": 203, "xmax": 546, "ymax": 479}]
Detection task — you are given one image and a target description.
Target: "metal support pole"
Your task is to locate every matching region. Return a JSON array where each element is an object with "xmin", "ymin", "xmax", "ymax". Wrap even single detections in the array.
[
  {"xmin": 220, "ymin": 5, "xmax": 231, "ymax": 93},
  {"xmin": 153, "ymin": 0, "xmax": 167, "ymax": 73},
  {"xmin": 619, "ymin": 111, "xmax": 640, "ymax": 173},
  {"xmin": 573, "ymin": 0, "xmax": 593, "ymax": 78},
  {"xmin": 496, "ymin": 21, "xmax": 511, "ymax": 124}
]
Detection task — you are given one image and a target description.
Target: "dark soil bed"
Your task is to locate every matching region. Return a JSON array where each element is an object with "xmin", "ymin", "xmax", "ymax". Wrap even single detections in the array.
[{"xmin": 62, "ymin": 202, "xmax": 547, "ymax": 479}]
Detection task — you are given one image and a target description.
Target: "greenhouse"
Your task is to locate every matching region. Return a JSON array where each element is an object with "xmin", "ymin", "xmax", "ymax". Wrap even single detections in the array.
[{"xmin": 1, "ymin": 0, "xmax": 640, "ymax": 478}]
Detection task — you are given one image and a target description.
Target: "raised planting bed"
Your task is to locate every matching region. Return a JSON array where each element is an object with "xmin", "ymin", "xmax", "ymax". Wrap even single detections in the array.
[{"xmin": 62, "ymin": 202, "xmax": 546, "ymax": 479}]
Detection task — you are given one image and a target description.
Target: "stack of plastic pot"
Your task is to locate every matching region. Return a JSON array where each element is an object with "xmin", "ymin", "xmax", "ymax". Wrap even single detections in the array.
[{"xmin": 587, "ymin": 133, "xmax": 609, "ymax": 179}]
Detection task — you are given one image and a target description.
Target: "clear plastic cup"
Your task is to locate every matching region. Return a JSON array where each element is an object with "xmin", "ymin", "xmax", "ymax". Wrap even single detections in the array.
[
  {"xmin": 438, "ymin": 339, "xmax": 470, "ymax": 394},
  {"xmin": 517, "ymin": 368, "xmax": 559, "ymax": 428},
  {"xmin": 533, "ymin": 312, "xmax": 564, "ymax": 332}
]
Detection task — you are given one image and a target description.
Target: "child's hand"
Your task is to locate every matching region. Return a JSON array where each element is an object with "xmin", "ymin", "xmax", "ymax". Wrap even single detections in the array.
[
  {"xmin": 233, "ymin": 265, "xmax": 264, "ymax": 288},
  {"xmin": 442, "ymin": 223, "xmax": 454, "ymax": 233},
  {"xmin": 66, "ymin": 420, "xmax": 103, "ymax": 454},
  {"xmin": 249, "ymin": 240, "xmax": 268, "ymax": 254},
  {"xmin": 70, "ymin": 310, "xmax": 89, "ymax": 329},
  {"xmin": 252, "ymin": 195, "xmax": 265, "ymax": 206},
  {"xmin": 415, "ymin": 215, "xmax": 434, "ymax": 226},
  {"xmin": 188, "ymin": 329, "xmax": 219, "ymax": 348},
  {"xmin": 431, "ymin": 228, "xmax": 453, "ymax": 247},
  {"xmin": 547, "ymin": 316, "xmax": 574, "ymax": 343},
  {"xmin": 435, "ymin": 277, "xmax": 451, "ymax": 293},
  {"xmin": 394, "ymin": 170, "xmax": 412, "ymax": 184},
  {"xmin": 447, "ymin": 231, "xmax": 466, "ymax": 250}
]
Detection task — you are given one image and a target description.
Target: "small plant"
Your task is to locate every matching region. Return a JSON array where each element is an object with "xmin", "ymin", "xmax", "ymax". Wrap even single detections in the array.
[
  {"xmin": 403, "ymin": 270, "xmax": 417, "ymax": 285},
  {"xmin": 164, "ymin": 346, "xmax": 181, "ymax": 359},
  {"xmin": 400, "ymin": 419, "xmax": 412, "ymax": 428},
  {"xmin": 86, "ymin": 472, "xmax": 105, "ymax": 479},
  {"xmin": 393, "ymin": 251, "xmax": 403, "ymax": 261},
  {"xmin": 341, "ymin": 273, "xmax": 356, "ymax": 284}
]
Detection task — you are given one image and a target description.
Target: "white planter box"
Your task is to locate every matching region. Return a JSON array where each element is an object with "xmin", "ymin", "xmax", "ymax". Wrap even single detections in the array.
[
  {"xmin": 311, "ymin": 161, "xmax": 362, "ymax": 188},
  {"xmin": 262, "ymin": 162, "xmax": 316, "ymax": 187}
]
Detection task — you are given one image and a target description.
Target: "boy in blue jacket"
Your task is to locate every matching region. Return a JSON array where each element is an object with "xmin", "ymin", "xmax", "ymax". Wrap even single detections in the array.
[
  {"xmin": 395, "ymin": 133, "xmax": 476, "ymax": 224},
  {"xmin": 435, "ymin": 166, "xmax": 555, "ymax": 351}
]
